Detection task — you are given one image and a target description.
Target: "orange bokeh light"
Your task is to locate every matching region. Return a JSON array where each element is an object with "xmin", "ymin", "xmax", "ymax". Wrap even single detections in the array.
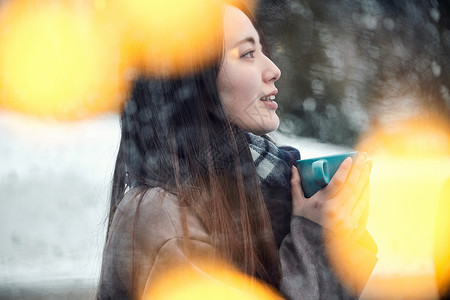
[
  {"xmin": 98, "ymin": 0, "xmax": 225, "ymax": 77},
  {"xmin": 144, "ymin": 259, "xmax": 281, "ymax": 300},
  {"xmin": 326, "ymin": 113, "xmax": 450, "ymax": 299},
  {"xmin": 0, "ymin": 0, "xmax": 253, "ymax": 120},
  {"xmin": 0, "ymin": 0, "xmax": 124, "ymax": 120}
]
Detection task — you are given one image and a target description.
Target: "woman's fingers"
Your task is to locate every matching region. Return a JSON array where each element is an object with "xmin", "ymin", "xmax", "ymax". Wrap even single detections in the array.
[
  {"xmin": 347, "ymin": 183, "xmax": 371, "ymax": 240},
  {"xmin": 329, "ymin": 182, "xmax": 370, "ymax": 240},
  {"xmin": 290, "ymin": 166, "xmax": 303, "ymax": 198},
  {"xmin": 320, "ymin": 153, "xmax": 372, "ymax": 237},
  {"xmin": 351, "ymin": 181, "xmax": 370, "ymax": 225},
  {"xmin": 339, "ymin": 153, "xmax": 367, "ymax": 201},
  {"xmin": 358, "ymin": 201, "xmax": 370, "ymax": 229},
  {"xmin": 356, "ymin": 160, "xmax": 372, "ymax": 197},
  {"xmin": 291, "ymin": 166, "xmax": 306, "ymax": 215},
  {"xmin": 343, "ymin": 159, "xmax": 372, "ymax": 212},
  {"xmin": 325, "ymin": 156, "xmax": 353, "ymax": 197}
]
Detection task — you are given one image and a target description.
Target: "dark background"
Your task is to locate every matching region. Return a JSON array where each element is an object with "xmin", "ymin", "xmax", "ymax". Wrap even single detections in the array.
[{"xmin": 257, "ymin": 0, "xmax": 450, "ymax": 146}]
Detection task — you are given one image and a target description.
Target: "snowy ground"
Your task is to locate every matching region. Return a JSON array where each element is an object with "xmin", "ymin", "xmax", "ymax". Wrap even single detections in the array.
[
  {"xmin": 0, "ymin": 111, "xmax": 120, "ymax": 298},
  {"xmin": 0, "ymin": 110, "xmax": 351, "ymax": 298}
]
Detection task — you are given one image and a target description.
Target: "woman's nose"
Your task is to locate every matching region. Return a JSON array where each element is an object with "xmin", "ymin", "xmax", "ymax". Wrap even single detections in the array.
[{"xmin": 262, "ymin": 56, "xmax": 281, "ymax": 83}]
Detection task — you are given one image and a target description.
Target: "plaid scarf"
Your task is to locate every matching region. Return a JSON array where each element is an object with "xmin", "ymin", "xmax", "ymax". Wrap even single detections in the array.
[{"xmin": 245, "ymin": 132, "xmax": 301, "ymax": 247}]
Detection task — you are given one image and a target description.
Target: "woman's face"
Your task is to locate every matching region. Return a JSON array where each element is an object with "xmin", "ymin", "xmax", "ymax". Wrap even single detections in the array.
[{"xmin": 217, "ymin": 5, "xmax": 281, "ymax": 136}]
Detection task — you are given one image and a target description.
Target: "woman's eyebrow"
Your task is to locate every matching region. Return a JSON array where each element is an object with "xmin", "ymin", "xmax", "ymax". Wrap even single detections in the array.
[{"xmin": 233, "ymin": 37, "xmax": 256, "ymax": 48}]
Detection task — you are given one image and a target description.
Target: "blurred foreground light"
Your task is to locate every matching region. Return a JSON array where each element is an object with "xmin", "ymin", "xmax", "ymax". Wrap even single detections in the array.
[
  {"xmin": 0, "ymin": 0, "xmax": 258, "ymax": 120},
  {"xmin": 326, "ymin": 115, "xmax": 450, "ymax": 299},
  {"xmin": 144, "ymin": 260, "xmax": 281, "ymax": 300},
  {"xmin": 98, "ymin": 0, "xmax": 225, "ymax": 77},
  {"xmin": 434, "ymin": 178, "xmax": 450, "ymax": 298},
  {"xmin": 0, "ymin": 0, "xmax": 123, "ymax": 120}
]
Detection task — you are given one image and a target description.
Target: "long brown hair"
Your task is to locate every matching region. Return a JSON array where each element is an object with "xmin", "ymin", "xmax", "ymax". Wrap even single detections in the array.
[{"xmin": 107, "ymin": 0, "xmax": 281, "ymax": 289}]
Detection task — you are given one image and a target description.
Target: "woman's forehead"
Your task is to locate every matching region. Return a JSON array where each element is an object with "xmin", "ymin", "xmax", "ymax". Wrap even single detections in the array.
[{"xmin": 223, "ymin": 5, "xmax": 260, "ymax": 48}]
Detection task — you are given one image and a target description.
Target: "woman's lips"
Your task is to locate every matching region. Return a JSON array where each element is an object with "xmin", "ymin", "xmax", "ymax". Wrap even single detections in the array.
[
  {"xmin": 260, "ymin": 95, "xmax": 276, "ymax": 101},
  {"xmin": 259, "ymin": 88, "xmax": 279, "ymax": 110},
  {"xmin": 260, "ymin": 94, "xmax": 278, "ymax": 109}
]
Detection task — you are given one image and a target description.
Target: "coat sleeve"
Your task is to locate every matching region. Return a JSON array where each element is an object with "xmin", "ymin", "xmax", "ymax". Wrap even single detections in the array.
[{"xmin": 279, "ymin": 216, "xmax": 378, "ymax": 300}]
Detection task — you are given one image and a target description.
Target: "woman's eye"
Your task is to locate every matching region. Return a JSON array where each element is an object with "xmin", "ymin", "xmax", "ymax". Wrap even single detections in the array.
[{"xmin": 241, "ymin": 50, "xmax": 255, "ymax": 59}]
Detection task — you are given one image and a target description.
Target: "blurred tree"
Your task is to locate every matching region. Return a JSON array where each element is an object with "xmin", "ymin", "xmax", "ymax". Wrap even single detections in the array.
[{"xmin": 257, "ymin": 0, "xmax": 450, "ymax": 146}]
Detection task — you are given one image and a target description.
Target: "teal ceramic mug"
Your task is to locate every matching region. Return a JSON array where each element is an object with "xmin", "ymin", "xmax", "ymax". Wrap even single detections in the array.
[{"xmin": 296, "ymin": 151, "xmax": 358, "ymax": 198}]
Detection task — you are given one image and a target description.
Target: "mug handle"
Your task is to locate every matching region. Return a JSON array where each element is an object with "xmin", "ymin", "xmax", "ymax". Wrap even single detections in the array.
[{"xmin": 312, "ymin": 159, "xmax": 330, "ymax": 187}]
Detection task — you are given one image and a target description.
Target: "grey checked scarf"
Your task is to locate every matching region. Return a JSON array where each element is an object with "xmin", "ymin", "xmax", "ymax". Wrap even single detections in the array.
[{"xmin": 245, "ymin": 132, "xmax": 301, "ymax": 247}]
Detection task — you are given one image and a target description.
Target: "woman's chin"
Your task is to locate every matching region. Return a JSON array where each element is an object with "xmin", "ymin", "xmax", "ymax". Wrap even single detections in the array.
[{"xmin": 249, "ymin": 119, "xmax": 280, "ymax": 136}]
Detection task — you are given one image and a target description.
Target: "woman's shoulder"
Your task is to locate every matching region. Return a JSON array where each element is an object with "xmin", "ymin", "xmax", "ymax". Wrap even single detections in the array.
[
  {"xmin": 99, "ymin": 187, "xmax": 214, "ymax": 299},
  {"xmin": 111, "ymin": 187, "xmax": 179, "ymax": 237},
  {"xmin": 99, "ymin": 187, "xmax": 192, "ymax": 299},
  {"xmin": 117, "ymin": 187, "xmax": 179, "ymax": 218},
  {"xmin": 111, "ymin": 186, "xmax": 209, "ymax": 243}
]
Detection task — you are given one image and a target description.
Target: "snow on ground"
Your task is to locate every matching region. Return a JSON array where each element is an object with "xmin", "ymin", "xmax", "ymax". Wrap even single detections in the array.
[
  {"xmin": 0, "ymin": 110, "xmax": 349, "ymax": 297},
  {"xmin": 0, "ymin": 111, "xmax": 120, "ymax": 296}
]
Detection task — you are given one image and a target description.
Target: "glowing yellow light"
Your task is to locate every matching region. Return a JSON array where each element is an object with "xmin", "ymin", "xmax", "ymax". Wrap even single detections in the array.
[
  {"xmin": 99, "ymin": 0, "xmax": 225, "ymax": 77},
  {"xmin": 0, "ymin": 0, "xmax": 123, "ymax": 120},
  {"xmin": 144, "ymin": 260, "xmax": 281, "ymax": 300},
  {"xmin": 326, "ymin": 115, "xmax": 450, "ymax": 299},
  {"xmin": 0, "ymin": 0, "xmax": 260, "ymax": 120},
  {"xmin": 433, "ymin": 178, "xmax": 450, "ymax": 298}
]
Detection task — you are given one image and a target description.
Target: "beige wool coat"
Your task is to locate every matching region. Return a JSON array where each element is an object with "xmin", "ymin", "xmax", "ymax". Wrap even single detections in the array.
[{"xmin": 98, "ymin": 187, "xmax": 377, "ymax": 300}]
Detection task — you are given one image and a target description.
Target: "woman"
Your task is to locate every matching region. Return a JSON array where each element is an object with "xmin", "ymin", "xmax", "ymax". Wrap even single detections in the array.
[{"xmin": 98, "ymin": 2, "xmax": 377, "ymax": 299}]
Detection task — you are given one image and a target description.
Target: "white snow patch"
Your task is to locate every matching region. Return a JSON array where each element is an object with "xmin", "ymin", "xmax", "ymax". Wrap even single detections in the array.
[
  {"xmin": 271, "ymin": 131, "xmax": 352, "ymax": 158},
  {"xmin": 0, "ymin": 111, "xmax": 120, "ymax": 288}
]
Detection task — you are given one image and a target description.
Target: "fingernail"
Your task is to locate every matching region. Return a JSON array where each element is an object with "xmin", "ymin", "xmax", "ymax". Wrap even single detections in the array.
[{"xmin": 343, "ymin": 157, "xmax": 352, "ymax": 167}]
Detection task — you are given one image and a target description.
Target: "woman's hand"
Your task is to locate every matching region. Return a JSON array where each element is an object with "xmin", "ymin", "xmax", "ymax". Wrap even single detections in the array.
[{"xmin": 290, "ymin": 153, "xmax": 372, "ymax": 241}]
